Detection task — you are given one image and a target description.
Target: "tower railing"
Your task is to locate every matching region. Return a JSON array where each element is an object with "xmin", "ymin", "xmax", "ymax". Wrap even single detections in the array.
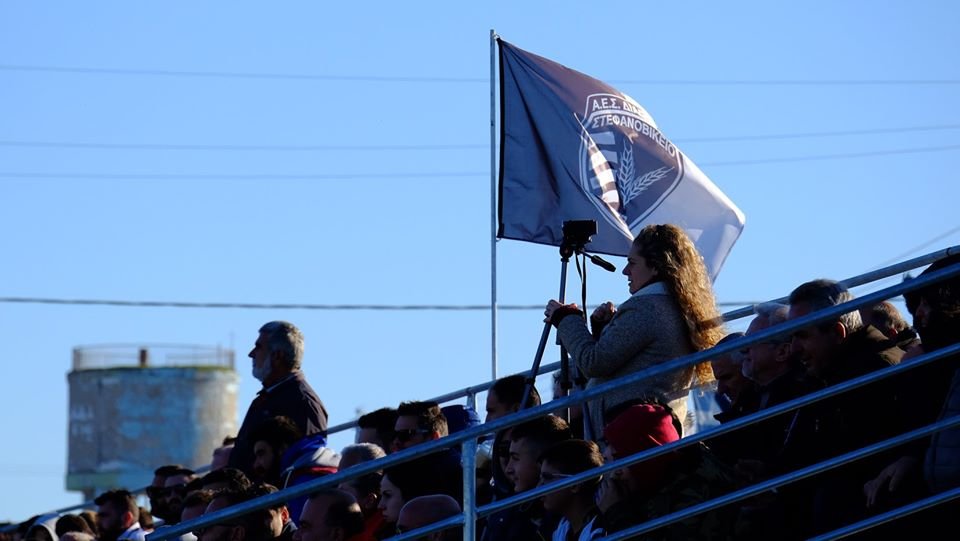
[{"xmin": 71, "ymin": 343, "xmax": 234, "ymax": 371}]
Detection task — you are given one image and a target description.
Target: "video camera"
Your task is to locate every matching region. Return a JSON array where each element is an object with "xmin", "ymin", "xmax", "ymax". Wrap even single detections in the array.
[{"xmin": 561, "ymin": 219, "xmax": 598, "ymax": 250}]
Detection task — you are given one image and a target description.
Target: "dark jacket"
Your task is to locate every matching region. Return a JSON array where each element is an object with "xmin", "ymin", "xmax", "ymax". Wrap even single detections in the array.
[
  {"xmin": 709, "ymin": 368, "xmax": 820, "ymax": 468},
  {"xmin": 926, "ymin": 365, "xmax": 960, "ymax": 492},
  {"xmin": 780, "ymin": 326, "xmax": 904, "ymax": 471},
  {"xmin": 777, "ymin": 326, "xmax": 904, "ymax": 535},
  {"xmin": 600, "ymin": 445, "xmax": 738, "ymax": 541},
  {"xmin": 708, "ymin": 384, "xmax": 762, "ymax": 466},
  {"xmin": 277, "ymin": 520, "xmax": 297, "ymax": 541},
  {"xmin": 747, "ymin": 367, "xmax": 822, "ymax": 464},
  {"xmin": 713, "ymin": 383, "xmax": 761, "ymax": 425},
  {"xmin": 230, "ymin": 371, "xmax": 329, "ymax": 475},
  {"xmin": 481, "ymin": 502, "xmax": 559, "ymax": 541}
]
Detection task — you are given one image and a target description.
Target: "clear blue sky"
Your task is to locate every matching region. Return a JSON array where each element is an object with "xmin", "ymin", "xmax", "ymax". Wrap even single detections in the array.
[{"xmin": 2, "ymin": 1, "xmax": 959, "ymax": 521}]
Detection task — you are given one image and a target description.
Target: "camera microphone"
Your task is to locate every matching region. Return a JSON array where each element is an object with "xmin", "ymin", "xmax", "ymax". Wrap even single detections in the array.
[{"xmin": 588, "ymin": 254, "xmax": 617, "ymax": 272}]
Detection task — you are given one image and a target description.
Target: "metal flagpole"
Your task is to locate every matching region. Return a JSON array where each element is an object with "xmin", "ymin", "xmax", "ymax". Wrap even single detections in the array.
[{"xmin": 490, "ymin": 29, "xmax": 499, "ymax": 381}]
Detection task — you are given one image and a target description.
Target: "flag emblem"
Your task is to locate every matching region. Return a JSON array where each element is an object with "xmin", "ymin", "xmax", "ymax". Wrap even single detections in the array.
[{"xmin": 578, "ymin": 93, "xmax": 683, "ymax": 232}]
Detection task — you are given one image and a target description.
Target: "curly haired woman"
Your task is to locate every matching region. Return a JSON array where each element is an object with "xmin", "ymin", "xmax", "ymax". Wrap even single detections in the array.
[{"xmin": 544, "ymin": 223, "xmax": 725, "ymax": 436}]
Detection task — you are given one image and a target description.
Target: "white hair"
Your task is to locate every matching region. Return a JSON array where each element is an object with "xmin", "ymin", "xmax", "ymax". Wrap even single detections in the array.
[
  {"xmin": 753, "ymin": 302, "xmax": 792, "ymax": 344},
  {"xmin": 340, "ymin": 443, "xmax": 386, "ymax": 465},
  {"xmin": 259, "ymin": 321, "xmax": 304, "ymax": 370}
]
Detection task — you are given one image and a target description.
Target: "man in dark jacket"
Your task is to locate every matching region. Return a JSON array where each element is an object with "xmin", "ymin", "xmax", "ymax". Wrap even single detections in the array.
[
  {"xmin": 779, "ymin": 279, "xmax": 905, "ymax": 536},
  {"xmin": 230, "ymin": 321, "xmax": 329, "ymax": 476}
]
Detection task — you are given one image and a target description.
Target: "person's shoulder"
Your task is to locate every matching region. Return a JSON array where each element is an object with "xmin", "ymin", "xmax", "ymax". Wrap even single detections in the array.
[
  {"xmin": 618, "ymin": 290, "xmax": 672, "ymax": 312},
  {"xmin": 275, "ymin": 371, "xmax": 320, "ymax": 396}
]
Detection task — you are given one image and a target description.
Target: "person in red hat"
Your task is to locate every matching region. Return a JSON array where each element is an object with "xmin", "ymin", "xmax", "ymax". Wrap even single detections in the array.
[{"xmin": 596, "ymin": 403, "xmax": 737, "ymax": 540}]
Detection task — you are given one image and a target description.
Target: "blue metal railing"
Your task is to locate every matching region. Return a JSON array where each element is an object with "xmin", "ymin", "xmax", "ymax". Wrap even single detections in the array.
[
  {"xmin": 809, "ymin": 486, "xmax": 960, "ymax": 540},
  {"xmin": 144, "ymin": 251, "xmax": 960, "ymax": 540},
  {"xmin": 9, "ymin": 245, "xmax": 959, "ymax": 538}
]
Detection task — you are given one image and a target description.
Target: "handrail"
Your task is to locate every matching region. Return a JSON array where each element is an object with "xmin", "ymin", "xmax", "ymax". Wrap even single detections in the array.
[
  {"xmin": 323, "ymin": 360, "xmax": 563, "ymax": 436},
  {"xmin": 720, "ymin": 244, "xmax": 960, "ymax": 321},
  {"xmin": 12, "ymin": 245, "xmax": 958, "ymax": 535},
  {"xmin": 808, "ymin": 486, "xmax": 960, "ymax": 540},
  {"xmin": 605, "ymin": 414, "xmax": 960, "ymax": 540},
  {"xmin": 387, "ymin": 340, "xmax": 960, "ymax": 540},
  {"xmin": 327, "ymin": 244, "xmax": 960, "ymax": 438},
  {"xmin": 146, "ymin": 257, "xmax": 960, "ymax": 541},
  {"xmin": 475, "ymin": 340, "xmax": 960, "ymax": 520},
  {"xmin": 0, "ymin": 465, "xmax": 215, "ymax": 532}
]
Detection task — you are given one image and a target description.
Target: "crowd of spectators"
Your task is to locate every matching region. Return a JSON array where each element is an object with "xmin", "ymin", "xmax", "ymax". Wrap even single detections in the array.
[{"xmin": 5, "ymin": 226, "xmax": 960, "ymax": 540}]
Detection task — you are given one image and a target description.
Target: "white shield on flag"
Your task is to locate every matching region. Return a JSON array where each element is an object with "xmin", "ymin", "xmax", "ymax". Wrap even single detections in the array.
[{"xmin": 578, "ymin": 93, "xmax": 684, "ymax": 235}]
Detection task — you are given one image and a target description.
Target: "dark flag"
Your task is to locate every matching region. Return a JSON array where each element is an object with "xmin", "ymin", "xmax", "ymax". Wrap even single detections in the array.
[{"xmin": 497, "ymin": 39, "xmax": 745, "ymax": 278}]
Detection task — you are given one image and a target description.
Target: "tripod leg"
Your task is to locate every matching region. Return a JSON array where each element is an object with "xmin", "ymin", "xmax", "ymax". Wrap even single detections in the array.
[
  {"xmin": 521, "ymin": 252, "xmax": 570, "ymax": 410},
  {"xmin": 521, "ymin": 320, "xmax": 553, "ymax": 409}
]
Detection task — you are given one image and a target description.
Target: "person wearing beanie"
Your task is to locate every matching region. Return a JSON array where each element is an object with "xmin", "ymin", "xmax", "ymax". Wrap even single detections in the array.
[{"xmin": 596, "ymin": 403, "xmax": 737, "ymax": 540}]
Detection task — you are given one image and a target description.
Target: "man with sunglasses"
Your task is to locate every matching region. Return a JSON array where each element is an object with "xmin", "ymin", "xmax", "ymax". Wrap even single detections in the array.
[
  {"xmin": 149, "ymin": 465, "xmax": 189, "ymax": 524},
  {"xmin": 390, "ymin": 401, "xmax": 463, "ymax": 508},
  {"xmin": 390, "ymin": 401, "xmax": 447, "ymax": 453},
  {"xmin": 158, "ymin": 468, "xmax": 197, "ymax": 526}
]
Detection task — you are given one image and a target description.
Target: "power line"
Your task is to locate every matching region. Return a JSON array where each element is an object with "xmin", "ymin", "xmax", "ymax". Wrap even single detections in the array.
[
  {"xmin": 0, "ymin": 140, "xmax": 488, "ymax": 151},
  {"xmin": 2, "ymin": 143, "xmax": 959, "ymax": 181},
  {"xmin": 0, "ymin": 297, "xmax": 758, "ymax": 310},
  {"xmin": 872, "ymin": 227, "xmax": 960, "ymax": 270},
  {"xmin": 2, "ymin": 124, "xmax": 958, "ymax": 152},
  {"xmin": 0, "ymin": 171, "xmax": 486, "ymax": 181},
  {"xmin": 2, "ymin": 64, "xmax": 959, "ymax": 86},
  {"xmin": 700, "ymin": 144, "xmax": 960, "ymax": 167},
  {"xmin": 0, "ymin": 64, "xmax": 487, "ymax": 83},
  {"xmin": 675, "ymin": 124, "xmax": 960, "ymax": 143},
  {"xmin": 609, "ymin": 79, "xmax": 960, "ymax": 86}
]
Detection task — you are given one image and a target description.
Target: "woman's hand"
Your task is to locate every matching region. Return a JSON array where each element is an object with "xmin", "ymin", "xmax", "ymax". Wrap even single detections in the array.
[
  {"xmin": 544, "ymin": 300, "xmax": 581, "ymax": 326},
  {"xmin": 590, "ymin": 301, "xmax": 616, "ymax": 337}
]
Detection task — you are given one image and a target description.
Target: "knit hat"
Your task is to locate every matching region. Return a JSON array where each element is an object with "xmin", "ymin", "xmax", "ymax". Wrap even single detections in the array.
[
  {"xmin": 441, "ymin": 405, "xmax": 482, "ymax": 434},
  {"xmin": 602, "ymin": 404, "xmax": 679, "ymax": 458}
]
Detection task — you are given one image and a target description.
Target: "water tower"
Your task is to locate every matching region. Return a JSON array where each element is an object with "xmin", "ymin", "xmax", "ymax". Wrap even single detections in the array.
[{"xmin": 67, "ymin": 344, "xmax": 238, "ymax": 499}]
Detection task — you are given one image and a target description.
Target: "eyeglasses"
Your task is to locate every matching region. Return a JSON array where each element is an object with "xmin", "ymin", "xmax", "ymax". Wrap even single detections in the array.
[
  {"xmin": 393, "ymin": 428, "xmax": 431, "ymax": 443},
  {"xmin": 539, "ymin": 471, "xmax": 575, "ymax": 483}
]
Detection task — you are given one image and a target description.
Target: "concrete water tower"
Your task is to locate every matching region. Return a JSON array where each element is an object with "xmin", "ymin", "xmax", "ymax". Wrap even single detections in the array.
[{"xmin": 67, "ymin": 344, "xmax": 238, "ymax": 499}]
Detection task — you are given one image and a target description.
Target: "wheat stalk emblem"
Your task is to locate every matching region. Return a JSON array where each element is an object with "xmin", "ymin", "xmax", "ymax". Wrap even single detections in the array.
[{"xmin": 616, "ymin": 138, "xmax": 673, "ymax": 208}]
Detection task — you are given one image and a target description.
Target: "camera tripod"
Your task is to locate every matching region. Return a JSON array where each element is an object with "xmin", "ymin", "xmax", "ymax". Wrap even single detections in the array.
[{"xmin": 520, "ymin": 221, "xmax": 616, "ymax": 441}]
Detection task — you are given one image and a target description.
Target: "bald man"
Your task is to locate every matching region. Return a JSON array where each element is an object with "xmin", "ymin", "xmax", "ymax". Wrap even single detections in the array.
[
  {"xmin": 294, "ymin": 489, "xmax": 365, "ymax": 541},
  {"xmin": 396, "ymin": 496, "xmax": 462, "ymax": 541}
]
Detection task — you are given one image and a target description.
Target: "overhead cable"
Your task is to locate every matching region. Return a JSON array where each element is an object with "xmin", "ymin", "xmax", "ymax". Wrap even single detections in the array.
[
  {"xmin": 0, "ymin": 297, "xmax": 758, "ymax": 310},
  {"xmin": 2, "ymin": 64, "xmax": 959, "ymax": 86},
  {"xmin": 2, "ymin": 143, "xmax": 959, "ymax": 181},
  {"xmin": 2, "ymin": 124, "xmax": 958, "ymax": 152}
]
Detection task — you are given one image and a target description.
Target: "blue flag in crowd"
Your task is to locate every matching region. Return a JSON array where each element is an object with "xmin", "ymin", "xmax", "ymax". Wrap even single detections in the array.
[{"xmin": 497, "ymin": 39, "xmax": 745, "ymax": 279}]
